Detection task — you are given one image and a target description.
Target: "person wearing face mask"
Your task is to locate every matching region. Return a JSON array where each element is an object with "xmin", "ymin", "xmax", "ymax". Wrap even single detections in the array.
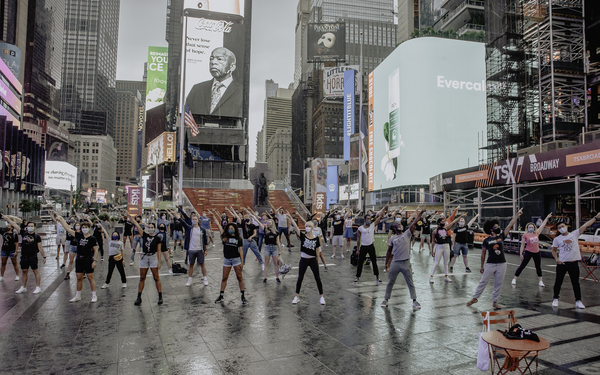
[
  {"xmin": 274, "ymin": 207, "xmax": 292, "ymax": 251},
  {"xmin": 56, "ymin": 213, "xmax": 98, "ymax": 302},
  {"xmin": 449, "ymin": 213, "xmax": 479, "ymax": 273},
  {"xmin": 154, "ymin": 208, "xmax": 172, "ymax": 253},
  {"xmin": 343, "ymin": 209, "xmax": 362, "ymax": 254},
  {"xmin": 355, "ymin": 205, "xmax": 388, "ymax": 284},
  {"xmin": 382, "ymin": 209, "xmax": 425, "ymax": 309},
  {"xmin": 330, "ymin": 211, "xmax": 346, "ymax": 259},
  {"xmin": 550, "ymin": 213, "xmax": 600, "ymax": 309},
  {"xmin": 14, "ymin": 219, "xmax": 46, "ymax": 295},
  {"xmin": 197, "ymin": 210, "xmax": 214, "ymax": 248},
  {"xmin": 178, "ymin": 207, "xmax": 209, "ymax": 286},
  {"xmin": 90, "ymin": 219, "xmax": 105, "ymax": 261},
  {"xmin": 257, "ymin": 213, "xmax": 270, "ymax": 253},
  {"xmin": 262, "ymin": 219, "xmax": 281, "ymax": 283},
  {"xmin": 289, "ymin": 216, "xmax": 325, "ymax": 305},
  {"xmin": 430, "ymin": 213, "xmax": 465, "ymax": 284},
  {"xmin": 309, "ymin": 219, "xmax": 328, "ymax": 270},
  {"xmin": 167, "ymin": 210, "xmax": 184, "ymax": 251},
  {"xmin": 388, "ymin": 212, "xmax": 404, "ymax": 241},
  {"xmin": 101, "ymin": 230, "xmax": 127, "ymax": 289},
  {"xmin": 130, "ymin": 215, "xmax": 145, "ymax": 266},
  {"xmin": 213, "ymin": 217, "xmax": 246, "ymax": 304},
  {"xmin": 239, "ymin": 209, "xmax": 264, "ymax": 269},
  {"xmin": 122, "ymin": 213, "xmax": 134, "ymax": 250},
  {"xmin": 0, "ymin": 214, "xmax": 21, "ymax": 282},
  {"xmin": 418, "ymin": 213, "xmax": 433, "ymax": 254},
  {"xmin": 128, "ymin": 213, "xmax": 163, "ymax": 306},
  {"xmin": 467, "ymin": 208, "xmax": 523, "ymax": 309},
  {"xmin": 156, "ymin": 223, "xmax": 173, "ymax": 274},
  {"xmin": 50, "ymin": 213, "xmax": 68, "ymax": 264},
  {"xmin": 512, "ymin": 213, "xmax": 552, "ymax": 287},
  {"xmin": 64, "ymin": 218, "xmax": 82, "ymax": 280}
]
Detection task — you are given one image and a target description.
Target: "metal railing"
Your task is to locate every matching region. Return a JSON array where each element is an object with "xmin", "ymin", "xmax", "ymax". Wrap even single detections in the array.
[
  {"xmin": 441, "ymin": 0, "xmax": 485, "ymax": 27},
  {"xmin": 457, "ymin": 23, "xmax": 485, "ymax": 35}
]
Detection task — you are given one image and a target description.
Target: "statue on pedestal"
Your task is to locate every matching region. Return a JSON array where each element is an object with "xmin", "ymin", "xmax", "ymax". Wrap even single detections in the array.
[{"xmin": 249, "ymin": 163, "xmax": 274, "ymax": 213}]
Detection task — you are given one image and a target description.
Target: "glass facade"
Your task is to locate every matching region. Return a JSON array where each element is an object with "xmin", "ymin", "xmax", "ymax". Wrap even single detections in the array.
[{"xmin": 60, "ymin": 0, "xmax": 119, "ymax": 138}]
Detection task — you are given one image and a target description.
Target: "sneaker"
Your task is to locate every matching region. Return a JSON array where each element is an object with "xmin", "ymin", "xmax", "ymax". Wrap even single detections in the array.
[
  {"xmin": 263, "ymin": 278, "xmax": 267, "ymax": 284},
  {"xmin": 129, "ymin": 261, "xmax": 134, "ymax": 266},
  {"xmin": 331, "ymin": 255, "xmax": 336, "ymax": 259},
  {"xmin": 101, "ymin": 283, "xmax": 109, "ymax": 289},
  {"xmin": 380, "ymin": 299, "xmax": 388, "ymax": 307},
  {"xmin": 168, "ymin": 269, "xmax": 173, "ymax": 274},
  {"xmin": 413, "ymin": 301, "xmax": 422, "ymax": 310},
  {"xmin": 184, "ymin": 260, "xmax": 188, "ymax": 265},
  {"xmin": 215, "ymin": 295, "xmax": 224, "ymax": 304},
  {"xmin": 449, "ymin": 267, "xmax": 453, "ymax": 273},
  {"xmin": 64, "ymin": 274, "xmax": 70, "ymax": 280},
  {"xmin": 203, "ymin": 277, "xmax": 208, "ymax": 286},
  {"xmin": 292, "ymin": 296, "xmax": 300, "ymax": 304},
  {"xmin": 101, "ymin": 258, "xmax": 104, "ymax": 261},
  {"xmin": 466, "ymin": 298, "xmax": 478, "ymax": 306},
  {"xmin": 122, "ymin": 283, "xmax": 127, "ymax": 288},
  {"xmin": 69, "ymin": 295, "xmax": 81, "ymax": 302},
  {"xmin": 275, "ymin": 278, "xmax": 281, "ymax": 284},
  {"xmin": 91, "ymin": 295, "xmax": 97, "ymax": 303},
  {"xmin": 241, "ymin": 296, "xmax": 247, "ymax": 304},
  {"xmin": 261, "ymin": 264, "xmax": 265, "ymax": 271},
  {"xmin": 60, "ymin": 264, "xmax": 65, "ymax": 269},
  {"xmin": 33, "ymin": 286, "xmax": 42, "ymax": 294},
  {"xmin": 134, "ymin": 297, "xmax": 142, "ymax": 306},
  {"xmin": 320, "ymin": 296, "xmax": 326, "ymax": 305},
  {"xmin": 465, "ymin": 267, "xmax": 472, "ymax": 273},
  {"xmin": 575, "ymin": 300, "xmax": 585, "ymax": 309},
  {"xmin": 538, "ymin": 280, "xmax": 545, "ymax": 287},
  {"xmin": 0, "ymin": 277, "xmax": 3, "ymax": 282},
  {"xmin": 353, "ymin": 278, "xmax": 359, "ymax": 284},
  {"xmin": 493, "ymin": 302, "xmax": 502, "ymax": 310},
  {"xmin": 552, "ymin": 298, "xmax": 559, "ymax": 307},
  {"xmin": 429, "ymin": 276, "xmax": 434, "ymax": 284},
  {"xmin": 511, "ymin": 278, "xmax": 516, "ymax": 285},
  {"xmin": 324, "ymin": 267, "xmax": 328, "ymax": 272},
  {"xmin": 186, "ymin": 278, "xmax": 192, "ymax": 287},
  {"xmin": 14, "ymin": 275, "xmax": 19, "ymax": 281},
  {"xmin": 15, "ymin": 286, "xmax": 27, "ymax": 294},
  {"xmin": 444, "ymin": 277, "xmax": 452, "ymax": 283},
  {"xmin": 158, "ymin": 296, "xmax": 163, "ymax": 305},
  {"xmin": 341, "ymin": 255, "xmax": 345, "ymax": 259},
  {"xmin": 375, "ymin": 278, "xmax": 382, "ymax": 284},
  {"xmin": 288, "ymin": 248, "xmax": 292, "ymax": 253}
]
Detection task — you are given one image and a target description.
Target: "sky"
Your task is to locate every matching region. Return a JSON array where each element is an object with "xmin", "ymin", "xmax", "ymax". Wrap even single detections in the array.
[{"xmin": 116, "ymin": 0, "xmax": 298, "ymax": 168}]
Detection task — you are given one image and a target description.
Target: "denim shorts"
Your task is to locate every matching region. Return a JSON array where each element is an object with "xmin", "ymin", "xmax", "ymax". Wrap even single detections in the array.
[
  {"xmin": 278, "ymin": 227, "xmax": 289, "ymax": 237},
  {"xmin": 132, "ymin": 236, "xmax": 143, "ymax": 250},
  {"xmin": 0, "ymin": 250, "xmax": 16, "ymax": 258},
  {"xmin": 264, "ymin": 244, "xmax": 279, "ymax": 257},
  {"xmin": 453, "ymin": 242, "xmax": 468, "ymax": 256},
  {"xmin": 223, "ymin": 257, "xmax": 242, "ymax": 268},
  {"xmin": 139, "ymin": 253, "xmax": 159, "ymax": 269},
  {"xmin": 69, "ymin": 245, "xmax": 78, "ymax": 254},
  {"xmin": 172, "ymin": 231, "xmax": 183, "ymax": 240},
  {"xmin": 343, "ymin": 227, "xmax": 354, "ymax": 239},
  {"xmin": 188, "ymin": 250, "xmax": 204, "ymax": 265}
]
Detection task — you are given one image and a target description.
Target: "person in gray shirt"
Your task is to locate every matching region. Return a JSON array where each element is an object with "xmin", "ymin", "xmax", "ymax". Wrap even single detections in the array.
[{"xmin": 381, "ymin": 208, "xmax": 425, "ymax": 310}]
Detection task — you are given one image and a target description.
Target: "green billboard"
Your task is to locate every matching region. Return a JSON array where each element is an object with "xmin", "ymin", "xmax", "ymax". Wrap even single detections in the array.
[{"xmin": 146, "ymin": 46, "xmax": 168, "ymax": 111}]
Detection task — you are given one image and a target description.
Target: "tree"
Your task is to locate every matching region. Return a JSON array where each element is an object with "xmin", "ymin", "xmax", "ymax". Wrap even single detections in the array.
[{"xmin": 19, "ymin": 199, "xmax": 34, "ymax": 213}]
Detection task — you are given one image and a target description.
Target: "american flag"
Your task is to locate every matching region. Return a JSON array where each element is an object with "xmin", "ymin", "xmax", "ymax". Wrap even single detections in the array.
[{"xmin": 184, "ymin": 101, "xmax": 199, "ymax": 137}]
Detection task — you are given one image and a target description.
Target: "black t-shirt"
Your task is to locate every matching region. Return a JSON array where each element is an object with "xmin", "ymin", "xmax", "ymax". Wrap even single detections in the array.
[
  {"xmin": 1, "ymin": 229, "xmax": 18, "ymax": 253},
  {"xmin": 332, "ymin": 218, "xmax": 344, "ymax": 235},
  {"xmin": 157, "ymin": 231, "xmax": 168, "ymax": 247},
  {"xmin": 482, "ymin": 234, "xmax": 506, "ymax": 264},
  {"xmin": 21, "ymin": 232, "xmax": 42, "ymax": 257},
  {"xmin": 220, "ymin": 217, "xmax": 228, "ymax": 228},
  {"xmin": 76, "ymin": 233, "xmax": 98, "ymax": 257},
  {"xmin": 67, "ymin": 231, "xmax": 77, "ymax": 246},
  {"xmin": 454, "ymin": 225, "xmax": 470, "ymax": 243},
  {"xmin": 93, "ymin": 225, "xmax": 103, "ymax": 243},
  {"xmin": 171, "ymin": 218, "xmax": 184, "ymax": 232},
  {"xmin": 142, "ymin": 233, "xmax": 161, "ymax": 254},
  {"xmin": 434, "ymin": 226, "xmax": 452, "ymax": 244},
  {"xmin": 223, "ymin": 236, "xmax": 241, "ymax": 259},
  {"xmin": 421, "ymin": 217, "xmax": 431, "ymax": 234},
  {"xmin": 242, "ymin": 220, "xmax": 256, "ymax": 240},
  {"xmin": 124, "ymin": 221, "xmax": 134, "ymax": 235},
  {"xmin": 414, "ymin": 219, "xmax": 424, "ymax": 231},
  {"xmin": 300, "ymin": 233, "xmax": 320, "ymax": 257},
  {"xmin": 264, "ymin": 230, "xmax": 279, "ymax": 245},
  {"xmin": 133, "ymin": 222, "xmax": 145, "ymax": 236}
]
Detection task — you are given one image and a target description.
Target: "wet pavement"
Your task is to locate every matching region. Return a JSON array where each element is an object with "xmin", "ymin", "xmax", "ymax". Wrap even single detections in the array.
[{"xmin": 1, "ymin": 224, "xmax": 599, "ymax": 374}]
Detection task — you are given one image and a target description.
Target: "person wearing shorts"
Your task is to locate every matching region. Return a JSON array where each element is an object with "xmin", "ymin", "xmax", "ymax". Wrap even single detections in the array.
[
  {"xmin": 449, "ymin": 214, "xmax": 478, "ymax": 273},
  {"xmin": 156, "ymin": 223, "xmax": 172, "ymax": 274},
  {"xmin": 276, "ymin": 208, "xmax": 292, "ymax": 250},
  {"xmin": 122, "ymin": 215, "xmax": 133, "ymax": 249},
  {"xmin": 262, "ymin": 220, "xmax": 281, "ymax": 283},
  {"xmin": 14, "ymin": 220, "xmax": 46, "ymax": 295},
  {"xmin": 0, "ymin": 217, "xmax": 20, "ymax": 282},
  {"xmin": 129, "ymin": 217, "xmax": 163, "ymax": 306},
  {"xmin": 418, "ymin": 215, "xmax": 432, "ymax": 253},
  {"xmin": 130, "ymin": 215, "xmax": 145, "ymax": 266},
  {"xmin": 64, "ymin": 222, "xmax": 81, "ymax": 280},
  {"xmin": 213, "ymin": 218, "xmax": 246, "ymax": 304},
  {"xmin": 330, "ymin": 213, "xmax": 345, "ymax": 259},
  {"xmin": 168, "ymin": 210, "xmax": 184, "ymax": 250},
  {"xmin": 343, "ymin": 210, "xmax": 361, "ymax": 253},
  {"xmin": 184, "ymin": 213, "xmax": 208, "ymax": 287},
  {"xmin": 53, "ymin": 217, "xmax": 67, "ymax": 264}
]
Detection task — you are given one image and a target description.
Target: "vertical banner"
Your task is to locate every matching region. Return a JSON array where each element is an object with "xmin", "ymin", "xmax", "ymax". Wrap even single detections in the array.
[
  {"xmin": 326, "ymin": 165, "xmax": 338, "ymax": 209},
  {"xmin": 368, "ymin": 72, "xmax": 375, "ymax": 191},
  {"xmin": 16, "ymin": 130, "xmax": 23, "ymax": 191},
  {"xmin": 9, "ymin": 124, "xmax": 17, "ymax": 191},
  {"xmin": 0, "ymin": 116, "xmax": 5, "ymax": 188},
  {"xmin": 343, "ymin": 69, "xmax": 355, "ymax": 161},
  {"xmin": 146, "ymin": 46, "xmax": 169, "ymax": 111},
  {"xmin": 311, "ymin": 158, "xmax": 327, "ymax": 213},
  {"xmin": 3, "ymin": 123, "xmax": 11, "ymax": 189},
  {"xmin": 26, "ymin": 137, "xmax": 33, "ymax": 193},
  {"xmin": 127, "ymin": 186, "xmax": 143, "ymax": 215}
]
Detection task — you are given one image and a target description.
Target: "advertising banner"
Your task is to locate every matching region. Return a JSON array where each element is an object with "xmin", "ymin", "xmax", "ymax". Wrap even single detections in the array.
[
  {"xmin": 311, "ymin": 158, "xmax": 327, "ymax": 213},
  {"xmin": 432, "ymin": 141, "xmax": 600, "ymax": 192},
  {"xmin": 96, "ymin": 189, "xmax": 107, "ymax": 204},
  {"xmin": 339, "ymin": 183, "xmax": 360, "ymax": 201},
  {"xmin": 0, "ymin": 76, "xmax": 21, "ymax": 115},
  {"xmin": 323, "ymin": 65, "xmax": 359, "ymax": 97},
  {"xmin": 45, "ymin": 161, "xmax": 77, "ymax": 191},
  {"xmin": 146, "ymin": 47, "xmax": 168, "ymax": 111},
  {"xmin": 147, "ymin": 132, "xmax": 176, "ymax": 167},
  {"xmin": 127, "ymin": 186, "xmax": 143, "ymax": 215},
  {"xmin": 183, "ymin": 14, "xmax": 246, "ymax": 119},
  {"xmin": 326, "ymin": 165, "xmax": 338, "ymax": 208},
  {"xmin": 184, "ymin": 0, "xmax": 245, "ymax": 16},
  {"xmin": 307, "ymin": 23, "xmax": 346, "ymax": 61},
  {"xmin": 343, "ymin": 69, "xmax": 355, "ymax": 161},
  {"xmin": 44, "ymin": 121, "xmax": 70, "ymax": 162},
  {"xmin": 369, "ymin": 38, "xmax": 486, "ymax": 190},
  {"xmin": 0, "ymin": 43, "xmax": 21, "ymax": 79}
]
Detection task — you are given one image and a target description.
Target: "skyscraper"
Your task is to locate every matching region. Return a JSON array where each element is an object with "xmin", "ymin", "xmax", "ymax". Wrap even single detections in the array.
[
  {"xmin": 60, "ymin": 0, "xmax": 119, "ymax": 138},
  {"xmin": 115, "ymin": 82, "xmax": 145, "ymax": 185}
]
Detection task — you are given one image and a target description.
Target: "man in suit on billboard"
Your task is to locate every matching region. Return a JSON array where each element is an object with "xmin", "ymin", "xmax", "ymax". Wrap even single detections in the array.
[{"xmin": 186, "ymin": 47, "xmax": 243, "ymax": 118}]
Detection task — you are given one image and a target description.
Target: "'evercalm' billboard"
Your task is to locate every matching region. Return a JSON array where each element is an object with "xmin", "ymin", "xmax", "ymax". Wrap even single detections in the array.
[{"xmin": 146, "ymin": 47, "xmax": 168, "ymax": 111}]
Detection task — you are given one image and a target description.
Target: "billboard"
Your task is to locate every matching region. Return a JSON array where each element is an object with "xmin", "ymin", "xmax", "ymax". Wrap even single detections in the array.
[
  {"xmin": 307, "ymin": 23, "xmax": 346, "ymax": 61},
  {"xmin": 184, "ymin": 0, "xmax": 245, "ymax": 16},
  {"xmin": 42, "ymin": 121, "xmax": 70, "ymax": 162},
  {"xmin": 127, "ymin": 186, "xmax": 143, "ymax": 215},
  {"xmin": 339, "ymin": 183, "xmax": 360, "ymax": 201},
  {"xmin": 147, "ymin": 132, "xmax": 176, "ymax": 167},
  {"xmin": 323, "ymin": 65, "xmax": 359, "ymax": 97},
  {"xmin": 45, "ymin": 161, "xmax": 77, "ymax": 191},
  {"xmin": 96, "ymin": 189, "xmax": 107, "ymax": 204},
  {"xmin": 0, "ymin": 58, "xmax": 21, "ymax": 129},
  {"xmin": 343, "ymin": 69, "xmax": 355, "ymax": 161},
  {"xmin": 146, "ymin": 47, "xmax": 168, "ymax": 111},
  {"xmin": 368, "ymin": 37, "xmax": 486, "ymax": 190},
  {"xmin": 326, "ymin": 165, "xmax": 338, "ymax": 208},
  {"xmin": 312, "ymin": 158, "xmax": 327, "ymax": 213},
  {"xmin": 0, "ymin": 43, "xmax": 21, "ymax": 79},
  {"xmin": 183, "ymin": 15, "xmax": 246, "ymax": 118}
]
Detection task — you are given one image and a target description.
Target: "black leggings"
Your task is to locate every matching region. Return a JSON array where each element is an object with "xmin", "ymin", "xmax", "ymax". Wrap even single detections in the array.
[
  {"xmin": 514, "ymin": 251, "xmax": 542, "ymax": 277},
  {"xmin": 553, "ymin": 261, "xmax": 581, "ymax": 300},
  {"xmin": 106, "ymin": 255, "xmax": 127, "ymax": 284},
  {"xmin": 296, "ymin": 257, "xmax": 323, "ymax": 295},
  {"xmin": 357, "ymin": 244, "xmax": 379, "ymax": 278}
]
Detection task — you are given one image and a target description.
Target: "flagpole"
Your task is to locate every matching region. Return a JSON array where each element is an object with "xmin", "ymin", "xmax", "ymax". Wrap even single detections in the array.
[
  {"xmin": 178, "ymin": 14, "xmax": 189, "ymax": 206},
  {"xmin": 358, "ymin": 31, "xmax": 364, "ymax": 212}
]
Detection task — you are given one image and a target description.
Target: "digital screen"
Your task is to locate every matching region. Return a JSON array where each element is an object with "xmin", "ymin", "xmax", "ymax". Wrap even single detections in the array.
[{"xmin": 45, "ymin": 161, "xmax": 77, "ymax": 191}]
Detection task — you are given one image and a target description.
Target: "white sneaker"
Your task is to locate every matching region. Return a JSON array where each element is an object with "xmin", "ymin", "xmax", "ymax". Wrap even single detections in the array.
[
  {"xmin": 186, "ymin": 278, "xmax": 192, "ymax": 287},
  {"xmin": 429, "ymin": 276, "xmax": 434, "ymax": 284},
  {"xmin": 122, "ymin": 283, "xmax": 127, "ymax": 288},
  {"xmin": 375, "ymin": 278, "xmax": 382, "ymax": 284},
  {"xmin": 552, "ymin": 298, "xmax": 559, "ymax": 307},
  {"xmin": 319, "ymin": 296, "xmax": 326, "ymax": 305},
  {"xmin": 292, "ymin": 296, "xmax": 300, "ymax": 304},
  {"xmin": 14, "ymin": 275, "xmax": 19, "ymax": 281},
  {"xmin": 380, "ymin": 299, "xmax": 388, "ymax": 307},
  {"xmin": 0, "ymin": 276, "xmax": 3, "ymax": 281},
  {"xmin": 261, "ymin": 264, "xmax": 265, "ymax": 271},
  {"xmin": 444, "ymin": 277, "xmax": 452, "ymax": 283},
  {"xmin": 91, "ymin": 295, "xmax": 98, "ymax": 303},
  {"xmin": 70, "ymin": 295, "xmax": 81, "ymax": 302},
  {"xmin": 168, "ymin": 269, "xmax": 173, "ymax": 274},
  {"xmin": 331, "ymin": 255, "xmax": 336, "ymax": 259},
  {"xmin": 33, "ymin": 286, "xmax": 41, "ymax": 294},
  {"xmin": 511, "ymin": 278, "xmax": 516, "ymax": 285},
  {"xmin": 129, "ymin": 261, "xmax": 134, "ymax": 266},
  {"xmin": 413, "ymin": 301, "xmax": 422, "ymax": 310},
  {"xmin": 15, "ymin": 286, "xmax": 27, "ymax": 294},
  {"xmin": 101, "ymin": 284, "xmax": 109, "ymax": 289},
  {"xmin": 203, "ymin": 277, "xmax": 208, "ymax": 286},
  {"xmin": 538, "ymin": 280, "xmax": 545, "ymax": 287},
  {"xmin": 341, "ymin": 255, "xmax": 345, "ymax": 259},
  {"xmin": 575, "ymin": 300, "xmax": 585, "ymax": 309}
]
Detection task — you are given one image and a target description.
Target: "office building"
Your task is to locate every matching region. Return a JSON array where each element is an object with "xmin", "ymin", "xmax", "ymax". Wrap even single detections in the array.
[
  {"xmin": 60, "ymin": 0, "xmax": 120, "ymax": 138},
  {"xmin": 397, "ymin": 0, "xmax": 419, "ymax": 44},
  {"xmin": 115, "ymin": 84, "xmax": 144, "ymax": 184},
  {"xmin": 432, "ymin": 0, "xmax": 485, "ymax": 35},
  {"xmin": 266, "ymin": 128, "xmax": 292, "ymax": 181},
  {"xmin": 256, "ymin": 129, "xmax": 265, "ymax": 163},
  {"xmin": 70, "ymin": 133, "xmax": 117, "ymax": 194},
  {"xmin": 0, "ymin": 0, "xmax": 28, "ymax": 82},
  {"xmin": 164, "ymin": 0, "xmax": 183, "ymax": 130}
]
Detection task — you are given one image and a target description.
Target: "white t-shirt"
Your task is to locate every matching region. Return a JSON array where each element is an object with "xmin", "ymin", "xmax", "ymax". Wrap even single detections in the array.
[
  {"xmin": 190, "ymin": 227, "xmax": 204, "ymax": 251},
  {"xmin": 552, "ymin": 229, "xmax": 581, "ymax": 262},
  {"xmin": 108, "ymin": 240, "xmax": 124, "ymax": 256},
  {"xmin": 56, "ymin": 222, "xmax": 65, "ymax": 235},
  {"xmin": 358, "ymin": 224, "xmax": 376, "ymax": 246}
]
